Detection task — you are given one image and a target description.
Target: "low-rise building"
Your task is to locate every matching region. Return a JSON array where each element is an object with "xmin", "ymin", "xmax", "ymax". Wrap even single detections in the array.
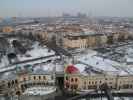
[
  {"xmin": 0, "ymin": 66, "xmax": 56, "ymax": 96},
  {"xmin": 64, "ymin": 74, "xmax": 133, "ymax": 93},
  {"xmin": 63, "ymin": 33, "xmax": 106, "ymax": 49},
  {"xmin": 63, "ymin": 31, "xmax": 130, "ymax": 49},
  {"xmin": 2, "ymin": 26, "xmax": 14, "ymax": 33},
  {"xmin": 64, "ymin": 65, "xmax": 133, "ymax": 93}
]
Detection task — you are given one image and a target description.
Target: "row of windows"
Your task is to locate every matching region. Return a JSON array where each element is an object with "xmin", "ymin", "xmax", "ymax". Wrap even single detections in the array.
[
  {"xmin": 83, "ymin": 85, "xmax": 97, "ymax": 90},
  {"xmin": 83, "ymin": 80, "xmax": 133, "ymax": 85},
  {"xmin": 66, "ymin": 77, "xmax": 116, "ymax": 83},
  {"xmin": 7, "ymin": 76, "xmax": 54, "ymax": 88},
  {"xmin": 119, "ymin": 84, "xmax": 133, "ymax": 89},
  {"xmin": 84, "ymin": 80, "xmax": 102, "ymax": 85},
  {"xmin": 82, "ymin": 84, "xmax": 133, "ymax": 90},
  {"xmin": 83, "ymin": 85, "xmax": 115, "ymax": 90},
  {"xmin": 33, "ymin": 76, "xmax": 46, "ymax": 80},
  {"xmin": 66, "ymin": 77, "xmax": 78, "ymax": 82},
  {"xmin": 21, "ymin": 82, "xmax": 54, "ymax": 88},
  {"xmin": 66, "ymin": 76, "xmax": 133, "ymax": 84},
  {"xmin": 66, "ymin": 84, "xmax": 78, "ymax": 90},
  {"xmin": 67, "ymin": 79, "xmax": 113, "ymax": 84},
  {"xmin": 23, "ymin": 75, "xmax": 53, "ymax": 81},
  {"xmin": 7, "ymin": 80, "xmax": 18, "ymax": 88},
  {"xmin": 119, "ymin": 80, "xmax": 133, "ymax": 84}
]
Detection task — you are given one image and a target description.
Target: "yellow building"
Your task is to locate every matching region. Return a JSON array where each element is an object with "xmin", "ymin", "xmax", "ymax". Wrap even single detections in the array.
[
  {"xmin": 38, "ymin": 31, "xmax": 48, "ymax": 41},
  {"xmin": 63, "ymin": 31, "xmax": 130, "ymax": 49},
  {"xmin": 63, "ymin": 36, "xmax": 87, "ymax": 48},
  {"xmin": 64, "ymin": 74, "xmax": 133, "ymax": 93},
  {"xmin": 63, "ymin": 34, "xmax": 107, "ymax": 49},
  {"xmin": 100, "ymin": 35, "xmax": 108, "ymax": 45},
  {"xmin": 2, "ymin": 26, "xmax": 14, "ymax": 33},
  {"xmin": 0, "ymin": 72, "xmax": 55, "ymax": 95}
]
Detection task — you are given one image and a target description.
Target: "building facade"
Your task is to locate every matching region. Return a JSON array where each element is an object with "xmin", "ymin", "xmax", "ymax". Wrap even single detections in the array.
[
  {"xmin": 0, "ymin": 72, "xmax": 55, "ymax": 96},
  {"xmin": 64, "ymin": 74, "xmax": 133, "ymax": 93},
  {"xmin": 63, "ymin": 32, "xmax": 129, "ymax": 49},
  {"xmin": 63, "ymin": 34, "xmax": 107, "ymax": 49},
  {"xmin": 2, "ymin": 26, "xmax": 14, "ymax": 33}
]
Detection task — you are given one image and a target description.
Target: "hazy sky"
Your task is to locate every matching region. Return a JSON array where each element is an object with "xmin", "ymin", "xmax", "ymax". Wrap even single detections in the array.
[{"xmin": 0, "ymin": 0, "xmax": 133, "ymax": 17}]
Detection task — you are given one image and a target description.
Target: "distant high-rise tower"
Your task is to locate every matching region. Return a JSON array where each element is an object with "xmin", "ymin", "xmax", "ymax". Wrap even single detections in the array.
[
  {"xmin": 77, "ymin": 12, "xmax": 87, "ymax": 18},
  {"xmin": 62, "ymin": 13, "xmax": 71, "ymax": 18}
]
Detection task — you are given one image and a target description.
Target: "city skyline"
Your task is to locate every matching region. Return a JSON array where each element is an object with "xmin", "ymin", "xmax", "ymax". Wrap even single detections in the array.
[{"xmin": 0, "ymin": 0, "xmax": 133, "ymax": 17}]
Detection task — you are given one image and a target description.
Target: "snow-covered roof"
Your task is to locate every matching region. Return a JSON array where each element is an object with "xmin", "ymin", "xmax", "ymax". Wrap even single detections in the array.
[
  {"xmin": 55, "ymin": 63, "xmax": 64, "ymax": 72},
  {"xmin": 32, "ymin": 69, "xmax": 54, "ymax": 75},
  {"xmin": 1, "ymin": 72, "xmax": 17, "ymax": 80},
  {"xmin": 74, "ymin": 64, "xmax": 86, "ymax": 73},
  {"xmin": 74, "ymin": 63, "xmax": 95, "ymax": 75},
  {"xmin": 17, "ymin": 42, "xmax": 55, "ymax": 61},
  {"xmin": 33, "ymin": 63, "xmax": 55, "ymax": 73},
  {"xmin": 77, "ymin": 53, "xmax": 128, "ymax": 75},
  {"xmin": 125, "ymin": 48, "xmax": 133, "ymax": 63}
]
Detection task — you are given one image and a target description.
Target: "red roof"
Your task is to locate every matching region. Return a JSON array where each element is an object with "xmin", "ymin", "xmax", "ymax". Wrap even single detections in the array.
[{"xmin": 65, "ymin": 65, "xmax": 79, "ymax": 74}]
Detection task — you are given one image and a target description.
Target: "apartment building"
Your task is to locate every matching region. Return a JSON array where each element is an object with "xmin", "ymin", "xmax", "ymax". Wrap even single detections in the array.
[
  {"xmin": 63, "ymin": 31, "xmax": 129, "ymax": 49},
  {"xmin": 63, "ymin": 33, "xmax": 107, "ymax": 49}
]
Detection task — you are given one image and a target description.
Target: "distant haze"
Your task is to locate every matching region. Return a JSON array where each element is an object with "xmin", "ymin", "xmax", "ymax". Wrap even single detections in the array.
[{"xmin": 0, "ymin": 0, "xmax": 133, "ymax": 17}]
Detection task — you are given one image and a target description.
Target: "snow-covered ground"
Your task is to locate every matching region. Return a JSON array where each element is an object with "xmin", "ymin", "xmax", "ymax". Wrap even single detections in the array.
[
  {"xmin": 33, "ymin": 61, "xmax": 64, "ymax": 73},
  {"xmin": 125, "ymin": 48, "xmax": 133, "ymax": 64},
  {"xmin": 76, "ymin": 51, "xmax": 129, "ymax": 75},
  {"xmin": 0, "ymin": 41, "xmax": 55, "ymax": 68},
  {"xmin": 23, "ymin": 86, "xmax": 56, "ymax": 96},
  {"xmin": 0, "ymin": 55, "xmax": 60, "ymax": 73},
  {"xmin": 74, "ymin": 63, "xmax": 90, "ymax": 75},
  {"xmin": 17, "ymin": 42, "xmax": 55, "ymax": 61},
  {"xmin": 0, "ymin": 56, "xmax": 9, "ymax": 68},
  {"xmin": 33, "ymin": 63, "xmax": 55, "ymax": 72}
]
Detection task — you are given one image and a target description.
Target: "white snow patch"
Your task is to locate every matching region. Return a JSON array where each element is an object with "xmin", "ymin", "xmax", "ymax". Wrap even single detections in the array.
[
  {"xmin": 17, "ymin": 42, "xmax": 55, "ymax": 61},
  {"xmin": 77, "ymin": 53, "xmax": 128, "ymax": 75},
  {"xmin": 78, "ymin": 54, "xmax": 117, "ymax": 71},
  {"xmin": 33, "ymin": 63, "xmax": 55, "ymax": 72},
  {"xmin": 23, "ymin": 86, "xmax": 56, "ymax": 96},
  {"xmin": 0, "ymin": 56, "xmax": 9, "ymax": 68},
  {"xmin": 74, "ymin": 64, "xmax": 87, "ymax": 73},
  {"xmin": 55, "ymin": 63, "xmax": 64, "ymax": 72}
]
